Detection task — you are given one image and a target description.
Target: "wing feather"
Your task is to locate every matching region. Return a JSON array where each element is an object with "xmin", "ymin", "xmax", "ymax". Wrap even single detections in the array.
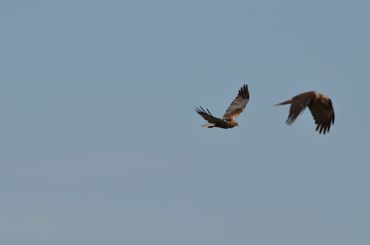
[
  {"xmin": 194, "ymin": 106, "xmax": 226, "ymax": 124},
  {"xmin": 285, "ymin": 92, "xmax": 316, "ymax": 125},
  {"xmin": 223, "ymin": 84, "xmax": 250, "ymax": 120},
  {"xmin": 308, "ymin": 99, "xmax": 335, "ymax": 134}
]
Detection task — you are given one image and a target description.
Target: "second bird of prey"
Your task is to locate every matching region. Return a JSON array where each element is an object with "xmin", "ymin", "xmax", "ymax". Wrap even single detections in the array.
[{"xmin": 194, "ymin": 83, "xmax": 335, "ymax": 134}]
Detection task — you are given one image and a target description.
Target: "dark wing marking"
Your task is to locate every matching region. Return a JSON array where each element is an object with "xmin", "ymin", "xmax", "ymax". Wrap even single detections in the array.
[
  {"xmin": 194, "ymin": 106, "xmax": 226, "ymax": 124},
  {"xmin": 308, "ymin": 99, "xmax": 335, "ymax": 134},
  {"xmin": 285, "ymin": 91, "xmax": 316, "ymax": 125}
]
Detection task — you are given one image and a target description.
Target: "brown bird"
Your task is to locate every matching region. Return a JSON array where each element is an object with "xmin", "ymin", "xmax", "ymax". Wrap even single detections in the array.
[
  {"xmin": 275, "ymin": 91, "xmax": 335, "ymax": 134},
  {"xmin": 195, "ymin": 84, "xmax": 249, "ymax": 129}
]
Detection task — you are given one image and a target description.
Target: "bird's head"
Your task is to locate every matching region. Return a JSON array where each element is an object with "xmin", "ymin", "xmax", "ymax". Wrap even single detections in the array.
[{"xmin": 230, "ymin": 121, "xmax": 238, "ymax": 127}]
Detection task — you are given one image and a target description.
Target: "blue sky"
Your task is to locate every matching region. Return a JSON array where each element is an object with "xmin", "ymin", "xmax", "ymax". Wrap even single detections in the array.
[{"xmin": 1, "ymin": 0, "xmax": 369, "ymax": 244}]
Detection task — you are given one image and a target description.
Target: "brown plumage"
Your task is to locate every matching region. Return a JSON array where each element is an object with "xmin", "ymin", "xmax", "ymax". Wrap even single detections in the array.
[
  {"xmin": 195, "ymin": 84, "xmax": 249, "ymax": 129},
  {"xmin": 275, "ymin": 91, "xmax": 335, "ymax": 134}
]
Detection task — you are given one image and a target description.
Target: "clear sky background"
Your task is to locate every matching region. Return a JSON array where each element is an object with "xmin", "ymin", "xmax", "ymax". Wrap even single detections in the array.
[{"xmin": 1, "ymin": 0, "xmax": 369, "ymax": 244}]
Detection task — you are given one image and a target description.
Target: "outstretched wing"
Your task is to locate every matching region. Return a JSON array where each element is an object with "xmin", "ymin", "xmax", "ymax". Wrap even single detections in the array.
[
  {"xmin": 308, "ymin": 99, "xmax": 335, "ymax": 134},
  {"xmin": 223, "ymin": 84, "xmax": 249, "ymax": 120},
  {"xmin": 194, "ymin": 106, "xmax": 226, "ymax": 124},
  {"xmin": 285, "ymin": 91, "xmax": 316, "ymax": 125}
]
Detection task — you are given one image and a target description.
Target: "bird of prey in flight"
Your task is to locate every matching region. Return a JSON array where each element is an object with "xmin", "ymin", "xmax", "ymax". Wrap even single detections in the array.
[
  {"xmin": 194, "ymin": 84, "xmax": 249, "ymax": 129},
  {"xmin": 275, "ymin": 91, "xmax": 335, "ymax": 134}
]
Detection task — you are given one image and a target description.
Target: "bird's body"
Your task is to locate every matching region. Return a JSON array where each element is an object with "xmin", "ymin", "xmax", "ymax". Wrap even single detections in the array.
[
  {"xmin": 195, "ymin": 84, "xmax": 249, "ymax": 129},
  {"xmin": 275, "ymin": 91, "xmax": 335, "ymax": 134}
]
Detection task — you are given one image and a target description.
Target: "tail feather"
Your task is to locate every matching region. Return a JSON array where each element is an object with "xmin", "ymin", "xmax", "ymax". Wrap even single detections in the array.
[
  {"xmin": 274, "ymin": 99, "xmax": 292, "ymax": 106},
  {"xmin": 201, "ymin": 123, "xmax": 215, "ymax": 128}
]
